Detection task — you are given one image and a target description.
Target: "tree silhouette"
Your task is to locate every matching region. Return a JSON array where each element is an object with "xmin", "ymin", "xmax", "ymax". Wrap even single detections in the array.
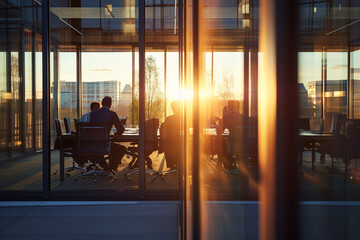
[
  {"xmin": 130, "ymin": 55, "xmax": 164, "ymax": 125},
  {"xmin": 218, "ymin": 68, "xmax": 234, "ymax": 101}
]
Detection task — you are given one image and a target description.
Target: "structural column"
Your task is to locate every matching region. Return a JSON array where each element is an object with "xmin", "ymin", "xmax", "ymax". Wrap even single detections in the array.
[
  {"xmin": 259, "ymin": 0, "xmax": 299, "ymax": 240},
  {"xmin": 139, "ymin": 0, "xmax": 146, "ymax": 198},
  {"xmin": 192, "ymin": 0, "xmax": 201, "ymax": 239},
  {"xmin": 42, "ymin": 0, "xmax": 51, "ymax": 195},
  {"xmin": 76, "ymin": 44, "xmax": 82, "ymax": 117}
]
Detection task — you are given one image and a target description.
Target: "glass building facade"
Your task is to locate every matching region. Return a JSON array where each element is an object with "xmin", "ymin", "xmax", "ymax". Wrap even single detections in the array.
[{"xmin": 0, "ymin": 0, "xmax": 360, "ymax": 239}]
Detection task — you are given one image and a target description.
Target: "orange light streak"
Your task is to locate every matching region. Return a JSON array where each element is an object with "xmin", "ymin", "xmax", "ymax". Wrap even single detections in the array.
[{"xmin": 259, "ymin": 0, "xmax": 277, "ymax": 240}]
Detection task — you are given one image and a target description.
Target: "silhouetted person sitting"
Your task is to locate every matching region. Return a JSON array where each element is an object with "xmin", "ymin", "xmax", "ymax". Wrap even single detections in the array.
[
  {"xmin": 217, "ymin": 100, "xmax": 243, "ymax": 170},
  {"xmin": 80, "ymin": 101, "xmax": 100, "ymax": 122},
  {"xmin": 89, "ymin": 96, "xmax": 127, "ymax": 171},
  {"xmin": 160, "ymin": 101, "xmax": 181, "ymax": 170}
]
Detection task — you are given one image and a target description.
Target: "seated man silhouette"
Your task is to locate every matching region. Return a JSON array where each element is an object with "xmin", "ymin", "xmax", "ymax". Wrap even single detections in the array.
[
  {"xmin": 217, "ymin": 100, "xmax": 243, "ymax": 170},
  {"xmin": 160, "ymin": 101, "xmax": 180, "ymax": 170},
  {"xmin": 89, "ymin": 96, "xmax": 127, "ymax": 171},
  {"xmin": 80, "ymin": 101, "xmax": 100, "ymax": 122}
]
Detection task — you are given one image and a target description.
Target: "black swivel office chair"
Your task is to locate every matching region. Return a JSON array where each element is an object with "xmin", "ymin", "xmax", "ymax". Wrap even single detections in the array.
[
  {"xmin": 73, "ymin": 118, "xmax": 80, "ymax": 132},
  {"xmin": 125, "ymin": 118, "xmax": 159, "ymax": 181},
  {"xmin": 319, "ymin": 119, "xmax": 360, "ymax": 170},
  {"xmin": 54, "ymin": 118, "xmax": 85, "ymax": 176},
  {"xmin": 64, "ymin": 117, "xmax": 72, "ymax": 134},
  {"xmin": 318, "ymin": 113, "xmax": 346, "ymax": 167},
  {"xmin": 74, "ymin": 122, "xmax": 116, "ymax": 182},
  {"xmin": 158, "ymin": 120, "xmax": 180, "ymax": 180},
  {"xmin": 225, "ymin": 126, "xmax": 258, "ymax": 175}
]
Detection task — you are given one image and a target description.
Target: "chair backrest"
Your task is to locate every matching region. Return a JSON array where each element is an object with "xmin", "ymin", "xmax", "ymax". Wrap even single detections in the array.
[
  {"xmin": 298, "ymin": 118, "xmax": 310, "ymax": 130},
  {"xmin": 345, "ymin": 121, "xmax": 360, "ymax": 158},
  {"xmin": 329, "ymin": 113, "xmax": 346, "ymax": 134},
  {"xmin": 54, "ymin": 118, "xmax": 62, "ymax": 137},
  {"xmin": 76, "ymin": 122, "xmax": 109, "ymax": 156},
  {"xmin": 324, "ymin": 112, "xmax": 336, "ymax": 132},
  {"xmin": 74, "ymin": 118, "xmax": 80, "ymax": 132},
  {"xmin": 229, "ymin": 126, "xmax": 257, "ymax": 158},
  {"xmin": 229, "ymin": 126, "xmax": 244, "ymax": 156},
  {"xmin": 145, "ymin": 118, "xmax": 159, "ymax": 152},
  {"xmin": 64, "ymin": 117, "xmax": 71, "ymax": 133},
  {"xmin": 318, "ymin": 118, "xmax": 324, "ymax": 132},
  {"xmin": 159, "ymin": 116, "xmax": 181, "ymax": 153}
]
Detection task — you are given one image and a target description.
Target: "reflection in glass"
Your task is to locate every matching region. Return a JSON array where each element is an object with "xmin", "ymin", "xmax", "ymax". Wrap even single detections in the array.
[{"xmin": 0, "ymin": 1, "xmax": 42, "ymax": 191}]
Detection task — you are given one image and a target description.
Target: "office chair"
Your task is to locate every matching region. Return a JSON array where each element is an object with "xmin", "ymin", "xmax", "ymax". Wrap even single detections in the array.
[
  {"xmin": 64, "ymin": 117, "xmax": 72, "ymax": 134},
  {"xmin": 224, "ymin": 126, "xmax": 258, "ymax": 177},
  {"xmin": 318, "ymin": 113, "xmax": 346, "ymax": 167},
  {"xmin": 54, "ymin": 119, "xmax": 85, "ymax": 176},
  {"xmin": 320, "ymin": 119, "xmax": 360, "ymax": 171},
  {"xmin": 125, "ymin": 118, "xmax": 159, "ymax": 181},
  {"xmin": 74, "ymin": 122, "xmax": 116, "ymax": 182},
  {"xmin": 73, "ymin": 118, "xmax": 80, "ymax": 132},
  {"xmin": 158, "ymin": 120, "xmax": 179, "ymax": 181},
  {"xmin": 346, "ymin": 123, "xmax": 360, "ymax": 181}
]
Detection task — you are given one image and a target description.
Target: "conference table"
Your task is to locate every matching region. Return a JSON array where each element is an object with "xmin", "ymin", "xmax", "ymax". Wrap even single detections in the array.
[
  {"xmin": 59, "ymin": 127, "xmax": 349, "ymax": 180},
  {"xmin": 299, "ymin": 130, "xmax": 346, "ymax": 168},
  {"xmin": 57, "ymin": 126, "xmax": 230, "ymax": 181}
]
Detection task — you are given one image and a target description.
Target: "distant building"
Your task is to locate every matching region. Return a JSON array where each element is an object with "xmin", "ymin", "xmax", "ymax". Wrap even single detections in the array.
[
  {"xmin": 59, "ymin": 81, "xmax": 77, "ymax": 118},
  {"xmin": 119, "ymin": 84, "xmax": 133, "ymax": 118},
  {"xmin": 60, "ymin": 80, "xmax": 130, "ymax": 116},
  {"xmin": 298, "ymin": 83, "xmax": 308, "ymax": 118},
  {"xmin": 307, "ymin": 80, "xmax": 348, "ymax": 129},
  {"xmin": 82, "ymin": 80, "xmax": 121, "ymax": 113},
  {"xmin": 120, "ymin": 84, "xmax": 132, "ymax": 106},
  {"xmin": 59, "ymin": 81, "xmax": 77, "ymax": 111}
]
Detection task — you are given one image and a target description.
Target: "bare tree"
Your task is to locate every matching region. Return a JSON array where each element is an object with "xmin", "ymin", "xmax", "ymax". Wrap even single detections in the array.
[
  {"xmin": 11, "ymin": 55, "xmax": 20, "ymax": 94},
  {"xmin": 130, "ymin": 56, "xmax": 164, "ymax": 125},
  {"xmin": 218, "ymin": 68, "xmax": 234, "ymax": 101}
]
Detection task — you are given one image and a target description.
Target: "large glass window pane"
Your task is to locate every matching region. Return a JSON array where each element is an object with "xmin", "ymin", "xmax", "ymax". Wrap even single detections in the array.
[
  {"xmin": 351, "ymin": 50, "xmax": 360, "ymax": 119},
  {"xmin": 298, "ymin": 0, "xmax": 360, "ymax": 239},
  {"xmin": 144, "ymin": 0, "xmax": 180, "ymax": 193},
  {"xmin": 24, "ymin": 30, "xmax": 33, "ymax": 151},
  {"xmin": 0, "ymin": 1, "xmax": 42, "ymax": 192},
  {"xmin": 298, "ymin": 52, "xmax": 322, "ymax": 129},
  {"xmin": 35, "ymin": 45, "xmax": 42, "ymax": 151},
  {"xmin": 184, "ymin": 0, "xmax": 260, "ymax": 238},
  {"xmin": 59, "ymin": 52, "xmax": 77, "ymax": 119},
  {"xmin": 49, "ymin": 0, "xmax": 146, "ymax": 194},
  {"xmin": 325, "ymin": 52, "xmax": 348, "ymax": 117}
]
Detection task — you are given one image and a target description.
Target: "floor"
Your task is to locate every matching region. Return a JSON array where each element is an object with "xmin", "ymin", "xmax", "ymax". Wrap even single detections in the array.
[
  {"xmin": 1, "ymin": 149, "xmax": 360, "ymax": 201},
  {"xmin": 1, "ymin": 201, "xmax": 360, "ymax": 240},
  {"xmin": 0, "ymin": 201, "xmax": 179, "ymax": 240}
]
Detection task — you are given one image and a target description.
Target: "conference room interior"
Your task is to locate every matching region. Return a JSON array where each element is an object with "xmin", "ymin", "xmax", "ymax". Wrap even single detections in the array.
[{"xmin": 1, "ymin": 0, "xmax": 360, "ymax": 202}]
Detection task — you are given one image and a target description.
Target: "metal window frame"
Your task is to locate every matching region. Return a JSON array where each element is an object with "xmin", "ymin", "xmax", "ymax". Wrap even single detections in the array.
[
  {"xmin": 139, "ymin": 0, "xmax": 146, "ymax": 199},
  {"xmin": 192, "ymin": 0, "xmax": 201, "ymax": 239},
  {"xmin": 42, "ymin": 0, "xmax": 51, "ymax": 196}
]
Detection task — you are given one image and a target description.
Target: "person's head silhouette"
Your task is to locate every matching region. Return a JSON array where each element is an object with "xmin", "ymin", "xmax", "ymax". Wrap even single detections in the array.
[
  {"xmin": 102, "ymin": 96, "xmax": 112, "ymax": 109},
  {"xmin": 90, "ymin": 101, "xmax": 100, "ymax": 112},
  {"xmin": 171, "ymin": 101, "xmax": 180, "ymax": 115}
]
